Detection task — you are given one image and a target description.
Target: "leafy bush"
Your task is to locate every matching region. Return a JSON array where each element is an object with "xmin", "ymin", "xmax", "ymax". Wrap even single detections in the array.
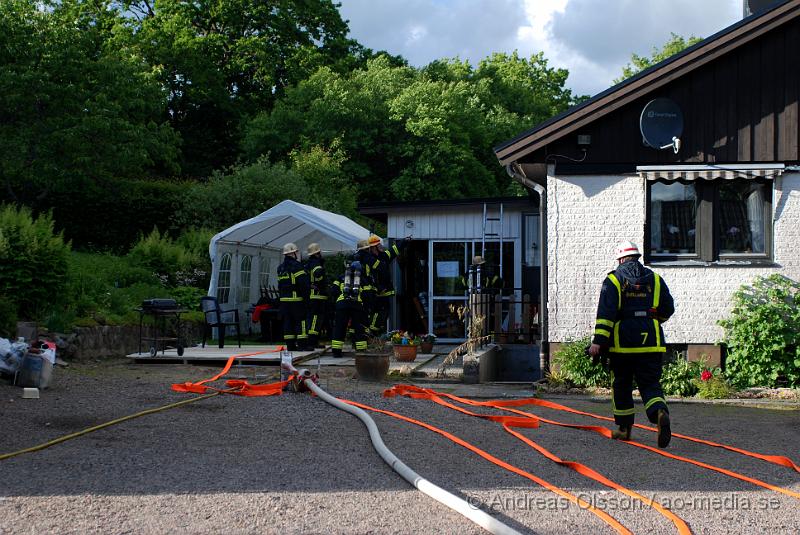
[
  {"xmin": 660, "ymin": 355, "xmax": 701, "ymax": 397},
  {"xmin": 551, "ymin": 337, "xmax": 610, "ymax": 388},
  {"xmin": 694, "ymin": 369, "xmax": 734, "ymax": 399},
  {"xmin": 0, "ymin": 204, "xmax": 71, "ymax": 319},
  {"xmin": 0, "ymin": 296, "xmax": 17, "ymax": 338},
  {"xmin": 718, "ymin": 274, "xmax": 800, "ymax": 388},
  {"xmin": 128, "ymin": 228, "xmax": 206, "ymax": 287}
]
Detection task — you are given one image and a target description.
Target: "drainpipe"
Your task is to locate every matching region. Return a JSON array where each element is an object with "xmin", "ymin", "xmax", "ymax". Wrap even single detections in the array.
[
  {"xmin": 506, "ymin": 163, "xmax": 549, "ymax": 376},
  {"xmin": 282, "ymin": 363, "xmax": 522, "ymax": 535}
]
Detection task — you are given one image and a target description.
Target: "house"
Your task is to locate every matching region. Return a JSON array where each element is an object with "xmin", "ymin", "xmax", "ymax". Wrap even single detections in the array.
[
  {"xmin": 494, "ymin": 0, "xmax": 800, "ymax": 368},
  {"xmin": 358, "ymin": 196, "xmax": 541, "ymax": 343}
]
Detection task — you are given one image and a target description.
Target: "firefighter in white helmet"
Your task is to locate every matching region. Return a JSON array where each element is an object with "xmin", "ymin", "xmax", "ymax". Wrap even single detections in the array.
[
  {"xmin": 303, "ymin": 243, "xmax": 327, "ymax": 349},
  {"xmin": 588, "ymin": 241, "xmax": 675, "ymax": 447},
  {"xmin": 277, "ymin": 242, "xmax": 310, "ymax": 351}
]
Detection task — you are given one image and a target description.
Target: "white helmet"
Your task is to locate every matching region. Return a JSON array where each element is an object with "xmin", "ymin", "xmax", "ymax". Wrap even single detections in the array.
[
  {"xmin": 282, "ymin": 242, "xmax": 299, "ymax": 255},
  {"xmin": 307, "ymin": 243, "xmax": 321, "ymax": 255},
  {"xmin": 614, "ymin": 241, "xmax": 641, "ymax": 260}
]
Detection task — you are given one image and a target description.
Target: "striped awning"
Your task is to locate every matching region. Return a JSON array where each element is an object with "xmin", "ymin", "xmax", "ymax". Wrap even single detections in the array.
[{"xmin": 637, "ymin": 164, "xmax": 785, "ymax": 181}]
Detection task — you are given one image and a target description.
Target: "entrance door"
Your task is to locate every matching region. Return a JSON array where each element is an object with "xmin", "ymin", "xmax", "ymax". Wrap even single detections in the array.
[{"xmin": 429, "ymin": 241, "xmax": 468, "ymax": 341}]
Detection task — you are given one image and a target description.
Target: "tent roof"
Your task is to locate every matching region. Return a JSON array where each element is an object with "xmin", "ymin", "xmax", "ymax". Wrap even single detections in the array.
[{"xmin": 209, "ymin": 200, "xmax": 370, "ymax": 261}]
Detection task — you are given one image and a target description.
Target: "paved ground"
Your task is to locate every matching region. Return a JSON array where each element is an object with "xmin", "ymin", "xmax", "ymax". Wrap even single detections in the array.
[{"xmin": 1, "ymin": 359, "xmax": 799, "ymax": 535}]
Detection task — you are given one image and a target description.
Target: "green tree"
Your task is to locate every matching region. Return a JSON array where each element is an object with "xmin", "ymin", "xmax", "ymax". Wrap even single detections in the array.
[
  {"xmin": 121, "ymin": 0, "xmax": 361, "ymax": 176},
  {"xmin": 243, "ymin": 53, "xmax": 578, "ymax": 202},
  {"xmin": 615, "ymin": 33, "xmax": 703, "ymax": 83},
  {"xmin": 0, "ymin": 0, "xmax": 180, "ymax": 205}
]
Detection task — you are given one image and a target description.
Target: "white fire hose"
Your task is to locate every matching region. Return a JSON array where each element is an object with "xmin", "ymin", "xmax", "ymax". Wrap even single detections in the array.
[{"xmin": 282, "ymin": 363, "xmax": 522, "ymax": 535}]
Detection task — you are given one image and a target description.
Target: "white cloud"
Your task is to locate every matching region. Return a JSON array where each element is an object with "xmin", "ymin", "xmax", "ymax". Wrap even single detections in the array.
[{"xmin": 339, "ymin": 0, "xmax": 744, "ymax": 96}]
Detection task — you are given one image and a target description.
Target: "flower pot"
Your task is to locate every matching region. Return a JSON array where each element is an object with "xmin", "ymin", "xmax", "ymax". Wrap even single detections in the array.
[
  {"xmin": 393, "ymin": 344, "xmax": 418, "ymax": 362},
  {"xmin": 420, "ymin": 341, "xmax": 434, "ymax": 354},
  {"xmin": 355, "ymin": 353, "xmax": 390, "ymax": 381}
]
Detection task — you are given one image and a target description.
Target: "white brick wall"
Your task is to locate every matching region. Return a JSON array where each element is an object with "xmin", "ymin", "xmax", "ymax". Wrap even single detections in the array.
[{"xmin": 547, "ymin": 171, "xmax": 800, "ymax": 344}]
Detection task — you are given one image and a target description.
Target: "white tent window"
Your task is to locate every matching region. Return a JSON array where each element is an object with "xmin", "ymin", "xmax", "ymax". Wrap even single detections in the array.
[
  {"xmin": 238, "ymin": 255, "xmax": 252, "ymax": 303},
  {"xmin": 217, "ymin": 253, "xmax": 232, "ymax": 304},
  {"xmin": 259, "ymin": 256, "xmax": 271, "ymax": 291}
]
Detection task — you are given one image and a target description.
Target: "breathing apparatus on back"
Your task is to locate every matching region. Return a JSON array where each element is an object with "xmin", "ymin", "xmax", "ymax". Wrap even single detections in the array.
[{"xmin": 342, "ymin": 260, "xmax": 362, "ymax": 298}]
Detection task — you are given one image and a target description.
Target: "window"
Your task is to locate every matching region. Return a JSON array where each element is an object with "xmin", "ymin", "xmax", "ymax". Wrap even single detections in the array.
[
  {"xmin": 217, "ymin": 253, "xmax": 232, "ymax": 303},
  {"xmin": 259, "ymin": 256, "xmax": 271, "ymax": 291},
  {"xmin": 646, "ymin": 178, "xmax": 772, "ymax": 262},
  {"xmin": 238, "ymin": 255, "xmax": 252, "ymax": 303}
]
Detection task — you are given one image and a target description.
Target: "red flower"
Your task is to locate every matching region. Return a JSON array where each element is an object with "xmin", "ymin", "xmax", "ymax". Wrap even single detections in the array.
[{"xmin": 700, "ymin": 370, "xmax": 713, "ymax": 382}]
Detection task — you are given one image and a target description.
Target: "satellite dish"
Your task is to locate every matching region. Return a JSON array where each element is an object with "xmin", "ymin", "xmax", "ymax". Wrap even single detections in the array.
[{"xmin": 640, "ymin": 98, "xmax": 683, "ymax": 153}]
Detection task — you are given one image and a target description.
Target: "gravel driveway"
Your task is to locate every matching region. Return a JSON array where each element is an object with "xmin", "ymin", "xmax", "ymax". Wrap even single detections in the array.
[{"xmin": 1, "ymin": 360, "xmax": 799, "ymax": 534}]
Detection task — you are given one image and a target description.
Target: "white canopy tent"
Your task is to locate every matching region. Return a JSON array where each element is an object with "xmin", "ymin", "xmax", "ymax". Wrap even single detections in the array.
[{"xmin": 208, "ymin": 200, "xmax": 371, "ymax": 323}]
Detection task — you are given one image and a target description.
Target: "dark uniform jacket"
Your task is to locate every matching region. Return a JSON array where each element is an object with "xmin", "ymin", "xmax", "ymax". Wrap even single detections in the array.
[
  {"xmin": 277, "ymin": 256, "xmax": 310, "ymax": 302},
  {"xmin": 369, "ymin": 241, "xmax": 405, "ymax": 297},
  {"xmin": 592, "ymin": 260, "xmax": 674, "ymax": 354},
  {"xmin": 459, "ymin": 266, "xmax": 503, "ymax": 294},
  {"xmin": 304, "ymin": 255, "xmax": 327, "ymax": 300}
]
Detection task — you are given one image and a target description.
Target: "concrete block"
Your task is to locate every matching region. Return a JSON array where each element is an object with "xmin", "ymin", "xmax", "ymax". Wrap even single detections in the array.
[
  {"xmin": 22, "ymin": 387, "xmax": 39, "ymax": 399},
  {"xmin": 687, "ymin": 344, "xmax": 722, "ymax": 368}
]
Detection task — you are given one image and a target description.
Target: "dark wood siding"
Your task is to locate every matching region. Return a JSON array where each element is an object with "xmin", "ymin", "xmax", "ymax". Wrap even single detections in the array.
[{"xmin": 523, "ymin": 16, "xmax": 800, "ymax": 166}]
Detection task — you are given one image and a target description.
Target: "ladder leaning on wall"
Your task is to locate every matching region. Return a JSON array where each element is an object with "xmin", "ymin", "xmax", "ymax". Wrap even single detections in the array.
[{"xmin": 481, "ymin": 201, "xmax": 504, "ymax": 273}]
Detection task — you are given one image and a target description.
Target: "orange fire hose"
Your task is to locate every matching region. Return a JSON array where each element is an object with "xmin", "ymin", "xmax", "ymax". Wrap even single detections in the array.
[
  {"xmin": 384, "ymin": 385, "xmax": 800, "ymax": 502},
  {"xmin": 343, "ymin": 398, "xmax": 633, "ymax": 535}
]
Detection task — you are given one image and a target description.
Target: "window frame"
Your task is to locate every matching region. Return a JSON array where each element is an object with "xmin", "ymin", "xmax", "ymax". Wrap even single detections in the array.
[
  {"xmin": 644, "ymin": 177, "xmax": 774, "ymax": 265},
  {"xmin": 217, "ymin": 253, "xmax": 232, "ymax": 303}
]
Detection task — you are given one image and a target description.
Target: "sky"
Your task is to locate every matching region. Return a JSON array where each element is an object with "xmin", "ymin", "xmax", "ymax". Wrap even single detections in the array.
[{"xmin": 338, "ymin": 0, "xmax": 744, "ymax": 97}]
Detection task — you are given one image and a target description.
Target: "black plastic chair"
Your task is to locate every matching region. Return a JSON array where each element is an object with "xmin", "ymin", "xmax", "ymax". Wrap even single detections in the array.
[{"xmin": 200, "ymin": 296, "xmax": 241, "ymax": 349}]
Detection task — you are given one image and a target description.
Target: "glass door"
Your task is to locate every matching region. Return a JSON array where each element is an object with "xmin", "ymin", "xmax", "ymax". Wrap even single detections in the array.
[{"xmin": 429, "ymin": 241, "xmax": 468, "ymax": 340}]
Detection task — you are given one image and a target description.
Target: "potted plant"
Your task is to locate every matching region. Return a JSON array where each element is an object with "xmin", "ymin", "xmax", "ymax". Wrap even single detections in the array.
[
  {"xmin": 420, "ymin": 333, "xmax": 436, "ymax": 354},
  {"xmin": 355, "ymin": 335, "xmax": 391, "ymax": 381},
  {"xmin": 390, "ymin": 330, "xmax": 421, "ymax": 362}
]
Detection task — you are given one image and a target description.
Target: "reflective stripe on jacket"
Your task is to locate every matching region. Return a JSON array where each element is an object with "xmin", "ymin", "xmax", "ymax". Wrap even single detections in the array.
[
  {"xmin": 592, "ymin": 261, "xmax": 674, "ymax": 354},
  {"xmin": 277, "ymin": 257, "xmax": 310, "ymax": 302}
]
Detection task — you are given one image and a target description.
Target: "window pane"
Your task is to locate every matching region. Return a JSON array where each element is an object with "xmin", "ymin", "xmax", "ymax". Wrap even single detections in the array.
[
  {"xmin": 650, "ymin": 182, "xmax": 697, "ymax": 255},
  {"xmin": 432, "ymin": 242, "xmax": 467, "ymax": 296},
  {"xmin": 718, "ymin": 181, "xmax": 768, "ymax": 254},
  {"xmin": 432, "ymin": 299, "xmax": 466, "ymax": 338},
  {"xmin": 478, "ymin": 241, "xmax": 514, "ymax": 289}
]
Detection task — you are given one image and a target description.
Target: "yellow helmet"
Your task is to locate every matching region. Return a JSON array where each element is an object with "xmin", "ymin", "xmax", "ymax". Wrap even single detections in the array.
[{"xmin": 368, "ymin": 234, "xmax": 382, "ymax": 247}]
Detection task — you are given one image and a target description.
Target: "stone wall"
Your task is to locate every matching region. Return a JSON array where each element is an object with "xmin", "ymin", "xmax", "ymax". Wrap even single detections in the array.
[{"xmin": 48, "ymin": 322, "xmax": 202, "ymax": 361}]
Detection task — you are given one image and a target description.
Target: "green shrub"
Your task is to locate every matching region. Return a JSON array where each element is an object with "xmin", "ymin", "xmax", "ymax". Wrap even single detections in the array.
[
  {"xmin": 551, "ymin": 337, "xmax": 610, "ymax": 388},
  {"xmin": 694, "ymin": 370, "xmax": 734, "ymax": 399},
  {"xmin": 718, "ymin": 274, "xmax": 800, "ymax": 388},
  {"xmin": 661, "ymin": 355, "xmax": 702, "ymax": 397},
  {"xmin": 128, "ymin": 228, "xmax": 203, "ymax": 287},
  {"xmin": 0, "ymin": 204, "xmax": 71, "ymax": 319},
  {"xmin": 0, "ymin": 296, "xmax": 17, "ymax": 338}
]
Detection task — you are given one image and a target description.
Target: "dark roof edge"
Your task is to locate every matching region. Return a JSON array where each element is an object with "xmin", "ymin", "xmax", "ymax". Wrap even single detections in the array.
[
  {"xmin": 358, "ymin": 195, "xmax": 535, "ymax": 215},
  {"xmin": 493, "ymin": 0, "xmax": 798, "ymax": 164}
]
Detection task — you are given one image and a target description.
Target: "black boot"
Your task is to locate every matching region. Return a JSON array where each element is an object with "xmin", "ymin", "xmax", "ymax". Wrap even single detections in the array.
[
  {"xmin": 611, "ymin": 426, "xmax": 631, "ymax": 441},
  {"xmin": 657, "ymin": 409, "xmax": 671, "ymax": 448},
  {"xmin": 286, "ymin": 340, "xmax": 297, "ymax": 351},
  {"xmin": 332, "ymin": 348, "xmax": 343, "ymax": 358}
]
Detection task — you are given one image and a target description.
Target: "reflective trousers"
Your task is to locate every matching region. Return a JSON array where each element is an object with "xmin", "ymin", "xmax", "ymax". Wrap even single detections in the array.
[
  {"xmin": 609, "ymin": 353, "xmax": 668, "ymax": 427},
  {"xmin": 280, "ymin": 300, "xmax": 307, "ymax": 351}
]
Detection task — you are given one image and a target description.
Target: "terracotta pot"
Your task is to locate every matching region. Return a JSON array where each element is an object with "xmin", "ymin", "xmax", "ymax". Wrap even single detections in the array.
[
  {"xmin": 355, "ymin": 353, "xmax": 390, "ymax": 381},
  {"xmin": 420, "ymin": 342, "xmax": 434, "ymax": 354},
  {"xmin": 393, "ymin": 344, "xmax": 418, "ymax": 362}
]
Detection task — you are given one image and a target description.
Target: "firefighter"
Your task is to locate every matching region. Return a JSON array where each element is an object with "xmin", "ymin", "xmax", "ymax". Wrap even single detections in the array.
[
  {"xmin": 588, "ymin": 241, "xmax": 675, "ymax": 448},
  {"xmin": 277, "ymin": 243, "xmax": 310, "ymax": 352},
  {"xmin": 459, "ymin": 256, "xmax": 503, "ymax": 294},
  {"xmin": 304, "ymin": 242, "xmax": 327, "ymax": 349},
  {"xmin": 330, "ymin": 252, "xmax": 376, "ymax": 358},
  {"xmin": 366, "ymin": 234, "xmax": 408, "ymax": 335}
]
